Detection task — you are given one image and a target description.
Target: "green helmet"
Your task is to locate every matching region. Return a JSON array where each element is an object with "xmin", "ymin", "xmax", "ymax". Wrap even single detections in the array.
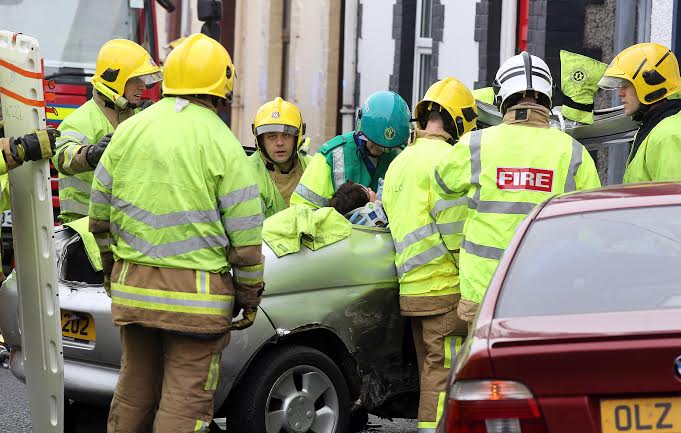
[{"xmin": 355, "ymin": 90, "xmax": 411, "ymax": 148}]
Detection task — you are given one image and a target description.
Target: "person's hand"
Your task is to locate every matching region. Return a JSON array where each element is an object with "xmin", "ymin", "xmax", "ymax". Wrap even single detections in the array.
[
  {"xmin": 86, "ymin": 133, "xmax": 113, "ymax": 167},
  {"xmin": 14, "ymin": 128, "xmax": 60, "ymax": 161},
  {"xmin": 228, "ymin": 308, "xmax": 257, "ymax": 330}
]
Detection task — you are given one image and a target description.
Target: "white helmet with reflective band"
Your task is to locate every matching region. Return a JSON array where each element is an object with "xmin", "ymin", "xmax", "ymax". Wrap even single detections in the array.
[{"xmin": 493, "ymin": 51, "xmax": 553, "ymax": 113}]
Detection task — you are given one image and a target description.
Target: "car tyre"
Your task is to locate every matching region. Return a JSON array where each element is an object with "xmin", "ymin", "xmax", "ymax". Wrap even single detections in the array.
[{"xmin": 226, "ymin": 344, "xmax": 351, "ymax": 433}]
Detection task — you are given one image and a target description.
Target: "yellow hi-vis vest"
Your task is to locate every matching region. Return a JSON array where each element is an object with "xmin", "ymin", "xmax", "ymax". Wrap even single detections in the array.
[
  {"xmin": 383, "ymin": 136, "xmax": 465, "ymax": 296},
  {"xmin": 89, "ymin": 97, "xmax": 263, "ymax": 331},
  {"xmin": 432, "ymin": 126, "xmax": 601, "ymax": 303}
]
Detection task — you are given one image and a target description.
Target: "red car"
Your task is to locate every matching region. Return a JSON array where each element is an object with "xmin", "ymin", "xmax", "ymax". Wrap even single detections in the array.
[{"xmin": 444, "ymin": 182, "xmax": 681, "ymax": 433}]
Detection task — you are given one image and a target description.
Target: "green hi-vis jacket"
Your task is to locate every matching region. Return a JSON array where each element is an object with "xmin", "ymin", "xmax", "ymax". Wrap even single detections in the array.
[
  {"xmin": 623, "ymin": 111, "xmax": 681, "ymax": 183},
  {"xmin": 431, "ymin": 124, "xmax": 601, "ymax": 303},
  {"xmin": 290, "ymin": 132, "xmax": 399, "ymax": 208},
  {"xmin": 383, "ymin": 132, "xmax": 464, "ymax": 297}
]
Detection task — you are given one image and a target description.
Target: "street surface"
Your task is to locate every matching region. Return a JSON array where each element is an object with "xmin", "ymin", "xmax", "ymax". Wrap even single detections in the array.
[{"xmin": 0, "ymin": 367, "xmax": 416, "ymax": 432}]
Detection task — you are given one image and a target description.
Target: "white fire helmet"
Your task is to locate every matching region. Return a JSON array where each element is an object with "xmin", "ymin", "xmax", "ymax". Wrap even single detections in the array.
[{"xmin": 493, "ymin": 51, "xmax": 553, "ymax": 113}]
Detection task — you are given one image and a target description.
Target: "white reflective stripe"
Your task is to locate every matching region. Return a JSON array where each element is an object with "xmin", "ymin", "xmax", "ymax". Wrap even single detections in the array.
[
  {"xmin": 234, "ymin": 268, "xmax": 264, "ymax": 281},
  {"xmin": 462, "ymin": 237, "xmax": 505, "ymax": 260},
  {"xmin": 331, "ymin": 146, "xmax": 345, "ymax": 189},
  {"xmin": 94, "ymin": 163, "xmax": 113, "ymax": 189},
  {"xmin": 469, "ymin": 130, "xmax": 483, "ymax": 185},
  {"xmin": 437, "ymin": 221, "xmax": 464, "ymax": 235},
  {"xmin": 565, "ymin": 139, "xmax": 583, "ymax": 192},
  {"xmin": 218, "ymin": 185, "xmax": 260, "ymax": 209},
  {"xmin": 58, "ymin": 176, "xmax": 91, "ymax": 193},
  {"xmin": 434, "ymin": 168, "xmax": 456, "ymax": 195},
  {"xmin": 90, "ymin": 189, "xmax": 112, "ymax": 205},
  {"xmin": 393, "ymin": 222, "xmax": 439, "ymax": 254},
  {"xmin": 111, "ymin": 290, "xmax": 233, "ymax": 310},
  {"xmin": 222, "ymin": 213, "xmax": 264, "ymax": 232},
  {"xmin": 59, "ymin": 199, "xmax": 89, "ymax": 216},
  {"xmin": 294, "ymin": 183, "xmax": 330, "ymax": 207},
  {"xmin": 430, "ymin": 197, "xmax": 470, "ymax": 218},
  {"xmin": 111, "ymin": 223, "xmax": 230, "ymax": 258},
  {"xmin": 111, "ymin": 195, "xmax": 221, "ymax": 229},
  {"xmin": 58, "ymin": 130, "xmax": 90, "ymax": 145},
  {"xmin": 397, "ymin": 242, "xmax": 449, "ymax": 277},
  {"xmin": 417, "ymin": 428, "xmax": 436, "ymax": 433},
  {"xmin": 472, "ymin": 199, "xmax": 536, "ymax": 215},
  {"xmin": 198, "ymin": 271, "xmax": 208, "ymax": 294}
]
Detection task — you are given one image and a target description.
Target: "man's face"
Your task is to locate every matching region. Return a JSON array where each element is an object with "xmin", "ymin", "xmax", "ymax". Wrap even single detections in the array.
[
  {"xmin": 263, "ymin": 132, "xmax": 295, "ymax": 164},
  {"xmin": 365, "ymin": 140, "xmax": 385, "ymax": 157},
  {"xmin": 618, "ymin": 81, "xmax": 641, "ymax": 116},
  {"xmin": 124, "ymin": 77, "xmax": 146, "ymax": 106}
]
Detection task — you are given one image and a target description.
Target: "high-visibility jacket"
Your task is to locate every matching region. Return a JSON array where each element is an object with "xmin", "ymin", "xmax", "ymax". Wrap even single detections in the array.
[
  {"xmin": 623, "ymin": 110, "xmax": 681, "ymax": 183},
  {"xmin": 559, "ymin": 50, "xmax": 607, "ymax": 125},
  {"xmin": 89, "ymin": 97, "xmax": 264, "ymax": 334},
  {"xmin": 250, "ymin": 149, "xmax": 311, "ymax": 218},
  {"xmin": 383, "ymin": 133, "xmax": 464, "ymax": 297},
  {"xmin": 432, "ymin": 123, "xmax": 601, "ymax": 304},
  {"xmin": 54, "ymin": 95, "xmax": 137, "ymax": 223},
  {"xmin": 290, "ymin": 132, "xmax": 399, "ymax": 208},
  {"xmin": 262, "ymin": 204, "xmax": 352, "ymax": 257}
]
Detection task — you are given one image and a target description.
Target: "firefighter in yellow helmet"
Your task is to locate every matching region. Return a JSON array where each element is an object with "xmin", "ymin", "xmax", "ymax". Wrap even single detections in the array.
[
  {"xmin": 382, "ymin": 77, "xmax": 475, "ymax": 432},
  {"xmin": 90, "ymin": 33, "xmax": 264, "ymax": 433},
  {"xmin": 250, "ymin": 97, "xmax": 312, "ymax": 217},
  {"xmin": 53, "ymin": 39, "xmax": 162, "ymax": 223},
  {"xmin": 599, "ymin": 42, "xmax": 681, "ymax": 183}
]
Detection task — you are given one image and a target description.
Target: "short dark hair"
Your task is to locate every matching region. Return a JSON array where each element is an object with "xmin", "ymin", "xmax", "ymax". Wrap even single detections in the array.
[{"xmin": 329, "ymin": 181, "xmax": 369, "ymax": 215}]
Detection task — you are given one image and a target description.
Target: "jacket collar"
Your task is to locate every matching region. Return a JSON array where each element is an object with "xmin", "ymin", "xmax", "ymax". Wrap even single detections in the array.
[{"xmin": 503, "ymin": 102, "xmax": 551, "ymax": 128}]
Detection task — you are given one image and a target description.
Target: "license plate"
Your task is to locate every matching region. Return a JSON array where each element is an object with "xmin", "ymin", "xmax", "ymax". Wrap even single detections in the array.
[
  {"xmin": 601, "ymin": 397, "xmax": 681, "ymax": 433},
  {"xmin": 60, "ymin": 310, "xmax": 96, "ymax": 342}
]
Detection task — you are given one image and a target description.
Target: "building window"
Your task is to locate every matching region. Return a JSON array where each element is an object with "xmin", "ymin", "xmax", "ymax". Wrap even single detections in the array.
[{"xmin": 412, "ymin": 0, "xmax": 434, "ymax": 108}]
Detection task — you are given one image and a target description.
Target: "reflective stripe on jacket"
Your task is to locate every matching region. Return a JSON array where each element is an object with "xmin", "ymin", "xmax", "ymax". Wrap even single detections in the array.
[
  {"xmin": 383, "ymin": 132, "xmax": 463, "ymax": 297},
  {"xmin": 623, "ymin": 111, "xmax": 681, "ymax": 183},
  {"xmin": 250, "ymin": 149, "xmax": 311, "ymax": 218},
  {"xmin": 431, "ymin": 122, "xmax": 601, "ymax": 303},
  {"xmin": 290, "ymin": 132, "xmax": 398, "ymax": 208}
]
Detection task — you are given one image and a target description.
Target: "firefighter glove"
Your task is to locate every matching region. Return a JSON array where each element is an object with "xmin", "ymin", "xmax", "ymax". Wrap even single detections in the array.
[
  {"xmin": 12, "ymin": 128, "xmax": 60, "ymax": 163},
  {"xmin": 86, "ymin": 133, "xmax": 113, "ymax": 167},
  {"xmin": 229, "ymin": 308, "xmax": 257, "ymax": 331}
]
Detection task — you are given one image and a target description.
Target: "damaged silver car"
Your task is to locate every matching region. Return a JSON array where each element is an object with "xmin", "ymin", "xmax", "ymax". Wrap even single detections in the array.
[{"xmin": 0, "ymin": 222, "xmax": 419, "ymax": 433}]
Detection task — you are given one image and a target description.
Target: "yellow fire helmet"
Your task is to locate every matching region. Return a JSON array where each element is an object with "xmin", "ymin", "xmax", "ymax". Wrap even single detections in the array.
[
  {"xmin": 91, "ymin": 39, "xmax": 162, "ymax": 97},
  {"xmin": 162, "ymin": 33, "xmax": 236, "ymax": 100},
  {"xmin": 414, "ymin": 77, "xmax": 478, "ymax": 140},
  {"xmin": 252, "ymin": 97, "xmax": 306, "ymax": 149},
  {"xmin": 599, "ymin": 42, "xmax": 681, "ymax": 104}
]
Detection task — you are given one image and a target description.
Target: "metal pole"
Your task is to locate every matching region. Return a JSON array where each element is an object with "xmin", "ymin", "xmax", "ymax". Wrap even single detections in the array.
[
  {"xmin": 340, "ymin": 0, "xmax": 359, "ymax": 133},
  {"xmin": 499, "ymin": 0, "xmax": 518, "ymax": 62},
  {"xmin": 608, "ymin": 0, "xmax": 637, "ymax": 185}
]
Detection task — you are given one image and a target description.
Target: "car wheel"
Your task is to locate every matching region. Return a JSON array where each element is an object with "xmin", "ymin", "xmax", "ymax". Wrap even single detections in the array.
[{"xmin": 227, "ymin": 344, "xmax": 351, "ymax": 433}]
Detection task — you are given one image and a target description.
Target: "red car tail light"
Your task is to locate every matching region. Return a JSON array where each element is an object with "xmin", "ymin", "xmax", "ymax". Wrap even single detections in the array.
[{"xmin": 445, "ymin": 380, "xmax": 547, "ymax": 433}]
